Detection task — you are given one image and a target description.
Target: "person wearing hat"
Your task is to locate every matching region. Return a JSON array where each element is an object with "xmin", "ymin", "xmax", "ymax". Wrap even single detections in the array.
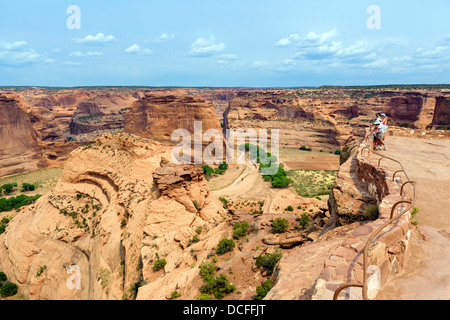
[{"xmin": 372, "ymin": 119, "xmax": 386, "ymax": 151}]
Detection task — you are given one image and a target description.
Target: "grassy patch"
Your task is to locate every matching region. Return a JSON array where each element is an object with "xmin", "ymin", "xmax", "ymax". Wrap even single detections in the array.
[{"xmin": 287, "ymin": 169, "xmax": 337, "ymax": 198}]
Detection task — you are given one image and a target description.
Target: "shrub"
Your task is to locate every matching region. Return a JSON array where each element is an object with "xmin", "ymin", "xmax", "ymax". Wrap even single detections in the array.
[
  {"xmin": 285, "ymin": 205, "xmax": 294, "ymax": 212},
  {"xmin": 197, "ymin": 293, "xmax": 216, "ymax": 300},
  {"xmin": 216, "ymin": 238, "xmax": 235, "ymax": 255},
  {"xmin": 254, "ymin": 279, "xmax": 273, "ymax": 300},
  {"xmin": 192, "ymin": 200, "xmax": 200, "ymax": 211},
  {"xmin": 255, "ymin": 249, "xmax": 283, "ymax": 276},
  {"xmin": 0, "ymin": 272, "xmax": 6, "ymax": 286},
  {"xmin": 334, "ymin": 149, "xmax": 342, "ymax": 155},
  {"xmin": 0, "ymin": 194, "xmax": 42, "ymax": 213},
  {"xmin": 299, "ymin": 146, "xmax": 312, "ymax": 151},
  {"xmin": 202, "ymin": 165, "xmax": 214, "ymax": 177},
  {"xmin": 298, "ymin": 213, "xmax": 310, "ymax": 228},
  {"xmin": 153, "ymin": 258, "xmax": 167, "ymax": 271},
  {"xmin": 218, "ymin": 162, "xmax": 228, "ymax": 171},
  {"xmin": 272, "ymin": 218, "xmax": 289, "ymax": 233},
  {"xmin": 0, "ymin": 283, "xmax": 18, "ymax": 298},
  {"xmin": 21, "ymin": 183, "xmax": 36, "ymax": 192},
  {"xmin": 365, "ymin": 205, "xmax": 379, "ymax": 220},
  {"xmin": 232, "ymin": 221, "xmax": 250, "ymax": 240},
  {"xmin": 200, "ymin": 273, "xmax": 236, "ymax": 300},
  {"xmin": 1, "ymin": 183, "xmax": 17, "ymax": 195}
]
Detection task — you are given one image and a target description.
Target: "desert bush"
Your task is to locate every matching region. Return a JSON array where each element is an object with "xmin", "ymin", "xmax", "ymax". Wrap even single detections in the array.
[
  {"xmin": 197, "ymin": 293, "xmax": 215, "ymax": 300},
  {"xmin": 1, "ymin": 183, "xmax": 17, "ymax": 195},
  {"xmin": 254, "ymin": 279, "xmax": 273, "ymax": 300},
  {"xmin": 365, "ymin": 205, "xmax": 379, "ymax": 220},
  {"xmin": 21, "ymin": 183, "xmax": 36, "ymax": 192},
  {"xmin": 232, "ymin": 221, "xmax": 250, "ymax": 240},
  {"xmin": 272, "ymin": 218, "xmax": 289, "ymax": 233},
  {"xmin": 255, "ymin": 249, "xmax": 283, "ymax": 276},
  {"xmin": 0, "ymin": 283, "xmax": 18, "ymax": 298},
  {"xmin": 153, "ymin": 258, "xmax": 167, "ymax": 271},
  {"xmin": 298, "ymin": 213, "xmax": 310, "ymax": 228},
  {"xmin": 285, "ymin": 205, "xmax": 294, "ymax": 212},
  {"xmin": 216, "ymin": 238, "xmax": 235, "ymax": 255},
  {"xmin": 0, "ymin": 272, "xmax": 6, "ymax": 286}
]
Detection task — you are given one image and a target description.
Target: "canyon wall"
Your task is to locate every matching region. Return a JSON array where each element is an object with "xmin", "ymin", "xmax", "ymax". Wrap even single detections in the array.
[{"xmin": 0, "ymin": 94, "xmax": 46, "ymax": 177}]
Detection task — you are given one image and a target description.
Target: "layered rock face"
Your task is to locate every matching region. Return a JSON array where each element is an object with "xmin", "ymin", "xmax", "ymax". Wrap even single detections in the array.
[
  {"xmin": 223, "ymin": 90, "xmax": 355, "ymax": 152},
  {"xmin": 0, "ymin": 94, "xmax": 46, "ymax": 177},
  {"xmin": 223, "ymin": 89, "xmax": 445, "ymax": 152},
  {"xmin": 386, "ymin": 96, "xmax": 423, "ymax": 124},
  {"xmin": 0, "ymin": 133, "xmax": 228, "ymax": 300},
  {"xmin": 124, "ymin": 93, "xmax": 223, "ymax": 143},
  {"xmin": 69, "ymin": 93, "xmax": 137, "ymax": 136},
  {"xmin": 431, "ymin": 97, "xmax": 450, "ymax": 127}
]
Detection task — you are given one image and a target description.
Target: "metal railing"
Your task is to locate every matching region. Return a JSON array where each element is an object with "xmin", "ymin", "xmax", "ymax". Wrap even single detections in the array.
[{"xmin": 333, "ymin": 127, "xmax": 417, "ymax": 300}]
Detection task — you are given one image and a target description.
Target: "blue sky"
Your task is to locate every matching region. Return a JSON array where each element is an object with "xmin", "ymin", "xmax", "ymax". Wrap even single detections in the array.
[{"xmin": 0, "ymin": 0, "xmax": 449, "ymax": 87}]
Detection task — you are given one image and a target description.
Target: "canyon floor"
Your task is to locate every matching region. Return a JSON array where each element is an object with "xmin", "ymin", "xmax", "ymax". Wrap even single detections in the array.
[{"xmin": 374, "ymin": 136, "xmax": 450, "ymax": 300}]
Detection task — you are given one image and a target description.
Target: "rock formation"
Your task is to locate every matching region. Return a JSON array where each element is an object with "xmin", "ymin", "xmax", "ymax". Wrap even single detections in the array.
[
  {"xmin": 124, "ymin": 92, "xmax": 223, "ymax": 143},
  {"xmin": 0, "ymin": 132, "xmax": 228, "ymax": 300},
  {"xmin": 0, "ymin": 94, "xmax": 46, "ymax": 177},
  {"xmin": 431, "ymin": 96, "xmax": 450, "ymax": 127}
]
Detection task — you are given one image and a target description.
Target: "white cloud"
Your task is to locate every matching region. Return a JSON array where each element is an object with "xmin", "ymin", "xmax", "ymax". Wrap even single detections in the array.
[
  {"xmin": 158, "ymin": 33, "xmax": 175, "ymax": 42},
  {"xmin": 190, "ymin": 36, "xmax": 226, "ymax": 57},
  {"xmin": 125, "ymin": 44, "xmax": 152, "ymax": 55},
  {"xmin": 275, "ymin": 34, "xmax": 300, "ymax": 47},
  {"xmin": 216, "ymin": 54, "xmax": 239, "ymax": 65},
  {"xmin": 63, "ymin": 61, "xmax": 82, "ymax": 66},
  {"xmin": 73, "ymin": 33, "xmax": 117, "ymax": 44},
  {"xmin": 251, "ymin": 60, "xmax": 269, "ymax": 69},
  {"xmin": 69, "ymin": 51, "xmax": 104, "ymax": 58},
  {"xmin": 0, "ymin": 41, "xmax": 52, "ymax": 67},
  {"xmin": 2, "ymin": 41, "xmax": 27, "ymax": 50}
]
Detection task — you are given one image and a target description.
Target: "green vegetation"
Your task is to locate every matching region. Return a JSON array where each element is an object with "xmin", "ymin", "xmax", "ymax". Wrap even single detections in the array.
[
  {"xmin": 153, "ymin": 258, "xmax": 167, "ymax": 271},
  {"xmin": 298, "ymin": 213, "xmax": 310, "ymax": 229},
  {"xmin": 365, "ymin": 205, "xmax": 379, "ymax": 220},
  {"xmin": 36, "ymin": 265, "xmax": 47, "ymax": 277},
  {"xmin": 0, "ymin": 167, "xmax": 63, "ymax": 195},
  {"xmin": 216, "ymin": 238, "xmax": 235, "ymax": 255},
  {"xmin": 203, "ymin": 162, "xmax": 229, "ymax": 178},
  {"xmin": 0, "ymin": 283, "xmax": 18, "ymax": 298},
  {"xmin": 299, "ymin": 146, "xmax": 312, "ymax": 152},
  {"xmin": 232, "ymin": 221, "xmax": 250, "ymax": 240},
  {"xmin": 0, "ymin": 183, "xmax": 17, "ymax": 195},
  {"xmin": 0, "ymin": 272, "xmax": 6, "ymax": 286},
  {"xmin": 254, "ymin": 279, "xmax": 273, "ymax": 300},
  {"xmin": 272, "ymin": 218, "xmax": 289, "ymax": 234},
  {"xmin": 255, "ymin": 248, "xmax": 283, "ymax": 276},
  {"xmin": 411, "ymin": 207, "xmax": 419, "ymax": 226},
  {"xmin": 20, "ymin": 183, "xmax": 36, "ymax": 192},
  {"xmin": 285, "ymin": 205, "xmax": 294, "ymax": 212},
  {"xmin": 239, "ymin": 143, "xmax": 293, "ymax": 188},
  {"xmin": 0, "ymin": 272, "xmax": 18, "ymax": 298},
  {"xmin": 188, "ymin": 234, "xmax": 200, "ymax": 246},
  {"xmin": 287, "ymin": 169, "xmax": 337, "ymax": 198},
  {"xmin": 0, "ymin": 194, "xmax": 42, "ymax": 214},
  {"xmin": 199, "ymin": 261, "xmax": 236, "ymax": 300},
  {"xmin": 192, "ymin": 200, "xmax": 200, "ymax": 211}
]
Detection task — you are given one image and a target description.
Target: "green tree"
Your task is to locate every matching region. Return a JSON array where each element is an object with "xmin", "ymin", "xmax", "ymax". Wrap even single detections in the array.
[
  {"xmin": 272, "ymin": 218, "xmax": 289, "ymax": 233},
  {"xmin": 0, "ymin": 283, "xmax": 18, "ymax": 298},
  {"xmin": 216, "ymin": 238, "xmax": 235, "ymax": 255},
  {"xmin": 0, "ymin": 272, "xmax": 7, "ymax": 286}
]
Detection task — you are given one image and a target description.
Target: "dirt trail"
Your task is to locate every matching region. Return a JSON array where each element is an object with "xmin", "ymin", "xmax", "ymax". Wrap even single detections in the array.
[{"xmin": 375, "ymin": 136, "xmax": 450, "ymax": 300}]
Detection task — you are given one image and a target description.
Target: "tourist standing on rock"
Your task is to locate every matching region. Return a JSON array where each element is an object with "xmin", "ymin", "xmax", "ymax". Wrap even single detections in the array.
[
  {"xmin": 380, "ymin": 114, "xmax": 388, "ymax": 150},
  {"xmin": 372, "ymin": 120, "xmax": 387, "ymax": 151}
]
